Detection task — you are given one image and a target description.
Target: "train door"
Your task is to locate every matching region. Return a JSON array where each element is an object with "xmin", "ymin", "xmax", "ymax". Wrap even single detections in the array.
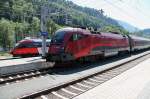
[
  {"xmin": 66, "ymin": 33, "xmax": 79, "ymax": 58},
  {"xmin": 76, "ymin": 33, "xmax": 89, "ymax": 56},
  {"xmin": 66, "ymin": 33, "xmax": 87, "ymax": 58},
  {"xmin": 103, "ymin": 35, "xmax": 118, "ymax": 57}
]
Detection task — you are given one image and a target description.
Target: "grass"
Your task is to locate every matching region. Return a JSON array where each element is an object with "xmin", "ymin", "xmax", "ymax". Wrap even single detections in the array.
[{"xmin": 0, "ymin": 51, "xmax": 11, "ymax": 57}]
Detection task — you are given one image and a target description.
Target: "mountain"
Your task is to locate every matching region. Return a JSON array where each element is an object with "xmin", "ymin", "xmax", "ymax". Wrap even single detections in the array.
[
  {"xmin": 132, "ymin": 28, "xmax": 150, "ymax": 38},
  {"xmin": 43, "ymin": 0, "xmax": 121, "ymax": 28},
  {"xmin": 140, "ymin": 29, "xmax": 150, "ymax": 38},
  {"xmin": 117, "ymin": 20, "xmax": 139, "ymax": 32},
  {"xmin": 28, "ymin": 0, "xmax": 124, "ymax": 29},
  {"xmin": 0, "ymin": 0, "xmax": 127, "ymax": 32},
  {"xmin": 141, "ymin": 29, "xmax": 150, "ymax": 34}
]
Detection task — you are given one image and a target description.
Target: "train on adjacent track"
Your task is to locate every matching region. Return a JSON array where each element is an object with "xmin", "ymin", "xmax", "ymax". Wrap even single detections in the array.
[
  {"xmin": 46, "ymin": 27, "xmax": 150, "ymax": 62},
  {"xmin": 10, "ymin": 38, "xmax": 51, "ymax": 57}
]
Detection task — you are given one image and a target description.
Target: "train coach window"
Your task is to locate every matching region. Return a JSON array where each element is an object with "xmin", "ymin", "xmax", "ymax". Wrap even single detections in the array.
[
  {"xmin": 73, "ymin": 34, "xmax": 78, "ymax": 41},
  {"xmin": 69, "ymin": 34, "xmax": 77, "ymax": 41},
  {"xmin": 70, "ymin": 33, "xmax": 85, "ymax": 41},
  {"xmin": 46, "ymin": 42, "xmax": 50, "ymax": 46},
  {"xmin": 33, "ymin": 42, "xmax": 42, "ymax": 47}
]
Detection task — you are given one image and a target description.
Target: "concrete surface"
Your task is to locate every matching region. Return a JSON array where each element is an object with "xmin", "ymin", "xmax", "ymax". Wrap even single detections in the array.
[
  {"xmin": 0, "ymin": 51, "xmax": 149, "ymax": 99},
  {"xmin": 74, "ymin": 57, "xmax": 150, "ymax": 99},
  {"xmin": 0, "ymin": 56, "xmax": 12, "ymax": 60},
  {"xmin": 0, "ymin": 57, "xmax": 53, "ymax": 76}
]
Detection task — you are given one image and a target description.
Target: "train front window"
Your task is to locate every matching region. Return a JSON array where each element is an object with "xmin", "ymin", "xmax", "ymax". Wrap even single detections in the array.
[
  {"xmin": 51, "ymin": 31, "xmax": 65, "ymax": 44},
  {"xmin": 14, "ymin": 43, "xmax": 19, "ymax": 48},
  {"xmin": 16, "ymin": 42, "xmax": 34, "ymax": 48}
]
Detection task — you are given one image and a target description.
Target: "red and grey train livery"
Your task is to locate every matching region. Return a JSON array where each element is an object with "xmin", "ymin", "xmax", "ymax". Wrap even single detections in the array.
[
  {"xmin": 10, "ymin": 38, "xmax": 51, "ymax": 57},
  {"xmin": 46, "ymin": 27, "xmax": 150, "ymax": 62}
]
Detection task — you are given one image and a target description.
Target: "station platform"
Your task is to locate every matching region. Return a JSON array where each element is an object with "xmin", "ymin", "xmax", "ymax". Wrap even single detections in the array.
[
  {"xmin": 0, "ymin": 57, "xmax": 53, "ymax": 76},
  {"xmin": 0, "ymin": 56, "xmax": 13, "ymax": 60},
  {"xmin": 74, "ymin": 56, "xmax": 150, "ymax": 99},
  {"xmin": 0, "ymin": 51, "xmax": 149, "ymax": 99}
]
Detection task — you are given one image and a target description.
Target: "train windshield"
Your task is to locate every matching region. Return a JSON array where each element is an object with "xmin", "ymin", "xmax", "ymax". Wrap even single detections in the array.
[
  {"xmin": 51, "ymin": 31, "xmax": 65, "ymax": 44},
  {"xmin": 15, "ymin": 43, "xmax": 19, "ymax": 47}
]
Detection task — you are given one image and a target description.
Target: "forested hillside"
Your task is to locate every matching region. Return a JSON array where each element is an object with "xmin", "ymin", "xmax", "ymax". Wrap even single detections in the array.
[
  {"xmin": 141, "ymin": 29, "xmax": 150, "ymax": 34},
  {"xmin": 133, "ymin": 29, "xmax": 150, "ymax": 38},
  {"xmin": 0, "ymin": 0, "xmax": 128, "ymax": 50},
  {"xmin": 117, "ymin": 20, "xmax": 139, "ymax": 32}
]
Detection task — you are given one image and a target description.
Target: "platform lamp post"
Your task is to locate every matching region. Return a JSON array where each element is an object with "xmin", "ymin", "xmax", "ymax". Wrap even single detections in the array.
[{"xmin": 41, "ymin": 6, "xmax": 48, "ymax": 58}]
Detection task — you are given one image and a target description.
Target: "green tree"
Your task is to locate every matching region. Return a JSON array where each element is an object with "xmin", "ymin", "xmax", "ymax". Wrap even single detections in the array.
[
  {"xmin": 100, "ymin": 25, "xmax": 129, "ymax": 35},
  {"xmin": 12, "ymin": 0, "xmax": 34, "ymax": 22},
  {"xmin": 46, "ymin": 19, "xmax": 60, "ymax": 36},
  {"xmin": 30, "ymin": 17, "xmax": 40, "ymax": 37},
  {"xmin": 0, "ymin": 18, "xmax": 15, "ymax": 50},
  {"xmin": 14, "ymin": 22, "xmax": 29, "ymax": 42},
  {"xmin": 0, "ymin": 0, "xmax": 13, "ymax": 20}
]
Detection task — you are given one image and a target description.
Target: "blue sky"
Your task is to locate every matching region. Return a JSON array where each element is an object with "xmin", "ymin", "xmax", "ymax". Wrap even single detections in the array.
[{"xmin": 69, "ymin": 0, "xmax": 150, "ymax": 29}]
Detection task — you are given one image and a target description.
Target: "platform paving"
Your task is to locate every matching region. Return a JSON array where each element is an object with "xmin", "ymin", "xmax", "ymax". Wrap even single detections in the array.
[
  {"xmin": 0, "ymin": 57, "xmax": 44, "ymax": 67},
  {"xmin": 0, "ymin": 51, "xmax": 149, "ymax": 99},
  {"xmin": 0, "ymin": 57, "xmax": 52, "ymax": 76},
  {"xmin": 74, "ymin": 57, "xmax": 150, "ymax": 99},
  {"xmin": 0, "ymin": 56, "xmax": 12, "ymax": 60}
]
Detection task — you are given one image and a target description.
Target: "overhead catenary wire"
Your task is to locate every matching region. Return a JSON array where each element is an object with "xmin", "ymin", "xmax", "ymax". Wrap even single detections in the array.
[
  {"xmin": 118, "ymin": 0, "xmax": 150, "ymax": 22},
  {"xmin": 134, "ymin": 0, "xmax": 150, "ymax": 19},
  {"xmin": 104, "ymin": 0, "xmax": 141, "ymax": 21},
  {"xmin": 103, "ymin": 0, "xmax": 150, "ymax": 29},
  {"xmin": 1, "ymin": 0, "xmax": 150, "ymax": 28}
]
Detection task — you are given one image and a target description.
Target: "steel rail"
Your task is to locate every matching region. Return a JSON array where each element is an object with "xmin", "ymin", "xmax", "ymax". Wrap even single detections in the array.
[{"xmin": 19, "ymin": 51, "xmax": 150, "ymax": 99}]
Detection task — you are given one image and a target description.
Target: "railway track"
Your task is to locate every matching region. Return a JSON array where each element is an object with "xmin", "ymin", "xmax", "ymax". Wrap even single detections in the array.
[
  {"xmin": 0, "ymin": 69, "xmax": 49, "ymax": 86},
  {"xmin": 19, "ymin": 51, "xmax": 150, "ymax": 99}
]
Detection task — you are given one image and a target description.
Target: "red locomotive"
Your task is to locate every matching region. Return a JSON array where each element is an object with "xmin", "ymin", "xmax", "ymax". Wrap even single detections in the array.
[
  {"xmin": 46, "ymin": 27, "xmax": 150, "ymax": 62},
  {"xmin": 10, "ymin": 38, "xmax": 51, "ymax": 57}
]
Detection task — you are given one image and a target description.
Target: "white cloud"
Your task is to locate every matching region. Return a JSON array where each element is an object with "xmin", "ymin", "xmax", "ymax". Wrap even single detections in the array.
[{"xmin": 69, "ymin": 0, "xmax": 150, "ymax": 29}]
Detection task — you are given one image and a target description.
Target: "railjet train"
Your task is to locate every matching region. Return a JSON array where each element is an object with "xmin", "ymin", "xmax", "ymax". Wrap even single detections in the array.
[
  {"xmin": 46, "ymin": 27, "xmax": 150, "ymax": 62},
  {"xmin": 10, "ymin": 38, "xmax": 51, "ymax": 57}
]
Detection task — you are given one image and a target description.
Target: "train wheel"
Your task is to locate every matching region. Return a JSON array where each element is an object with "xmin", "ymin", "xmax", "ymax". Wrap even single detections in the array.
[
  {"xmin": 21, "ymin": 54, "xmax": 28, "ymax": 58},
  {"xmin": 82, "ymin": 56, "xmax": 98, "ymax": 63}
]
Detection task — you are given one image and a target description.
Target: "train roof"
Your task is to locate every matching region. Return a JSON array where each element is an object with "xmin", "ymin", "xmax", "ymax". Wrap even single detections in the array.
[
  {"xmin": 19, "ymin": 38, "xmax": 51, "ymax": 43},
  {"xmin": 92, "ymin": 31, "xmax": 126, "ymax": 39},
  {"xmin": 129, "ymin": 35, "xmax": 150, "ymax": 41},
  {"xmin": 55, "ymin": 27, "xmax": 150, "ymax": 41},
  {"xmin": 56, "ymin": 27, "xmax": 126, "ymax": 36},
  {"xmin": 56, "ymin": 27, "xmax": 91, "ymax": 34}
]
